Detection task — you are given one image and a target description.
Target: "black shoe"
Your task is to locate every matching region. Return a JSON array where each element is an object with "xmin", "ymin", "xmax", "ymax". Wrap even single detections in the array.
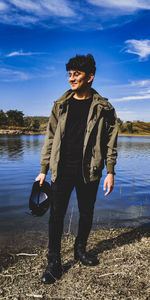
[
  {"xmin": 41, "ymin": 254, "xmax": 62, "ymax": 284},
  {"xmin": 74, "ymin": 244, "xmax": 99, "ymax": 266}
]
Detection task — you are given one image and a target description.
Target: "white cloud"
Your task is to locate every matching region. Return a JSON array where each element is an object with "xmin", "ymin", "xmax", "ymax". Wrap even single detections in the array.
[
  {"xmin": 0, "ymin": 13, "xmax": 38, "ymax": 26},
  {"xmin": 9, "ymin": 0, "xmax": 41, "ymax": 14},
  {"xmin": 116, "ymin": 108, "xmax": 150, "ymax": 121},
  {"xmin": 6, "ymin": 50, "xmax": 46, "ymax": 57},
  {"xmin": 116, "ymin": 109, "xmax": 138, "ymax": 121},
  {"xmin": 0, "ymin": 65, "xmax": 58, "ymax": 81},
  {"xmin": 0, "ymin": 0, "xmax": 149, "ymax": 29},
  {"xmin": 0, "ymin": 0, "xmax": 148, "ymax": 29},
  {"xmin": 0, "ymin": 0, "xmax": 76, "ymax": 27},
  {"xmin": 130, "ymin": 79, "xmax": 150, "ymax": 87},
  {"xmin": 112, "ymin": 94, "xmax": 150, "ymax": 102},
  {"xmin": 125, "ymin": 39, "xmax": 150, "ymax": 60},
  {"xmin": 8, "ymin": 0, "xmax": 75, "ymax": 17},
  {"xmin": 0, "ymin": 68, "xmax": 30, "ymax": 81},
  {"xmin": 0, "ymin": 1, "xmax": 8, "ymax": 11},
  {"xmin": 87, "ymin": 0, "xmax": 150, "ymax": 13},
  {"xmin": 40, "ymin": 0, "xmax": 76, "ymax": 17},
  {"xmin": 105, "ymin": 78, "xmax": 150, "ymax": 103}
]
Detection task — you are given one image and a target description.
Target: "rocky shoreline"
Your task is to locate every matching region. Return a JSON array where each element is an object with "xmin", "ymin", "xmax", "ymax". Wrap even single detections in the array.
[
  {"xmin": 1, "ymin": 226, "xmax": 150, "ymax": 299},
  {"xmin": 0, "ymin": 129, "xmax": 45, "ymax": 135},
  {"xmin": 0, "ymin": 129, "xmax": 150, "ymax": 136}
]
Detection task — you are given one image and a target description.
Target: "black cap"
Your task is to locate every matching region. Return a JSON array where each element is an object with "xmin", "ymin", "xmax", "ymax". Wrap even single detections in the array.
[{"xmin": 29, "ymin": 181, "xmax": 52, "ymax": 216}]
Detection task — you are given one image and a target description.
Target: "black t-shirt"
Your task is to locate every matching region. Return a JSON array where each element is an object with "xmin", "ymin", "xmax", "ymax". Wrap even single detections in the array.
[{"xmin": 61, "ymin": 96, "xmax": 92, "ymax": 166}]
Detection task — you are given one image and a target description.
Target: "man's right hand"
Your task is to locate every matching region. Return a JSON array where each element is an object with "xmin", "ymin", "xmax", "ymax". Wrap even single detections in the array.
[{"xmin": 35, "ymin": 173, "xmax": 46, "ymax": 186}]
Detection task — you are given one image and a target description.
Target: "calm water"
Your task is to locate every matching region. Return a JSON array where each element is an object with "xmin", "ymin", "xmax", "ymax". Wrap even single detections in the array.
[{"xmin": 0, "ymin": 135, "xmax": 150, "ymax": 242}]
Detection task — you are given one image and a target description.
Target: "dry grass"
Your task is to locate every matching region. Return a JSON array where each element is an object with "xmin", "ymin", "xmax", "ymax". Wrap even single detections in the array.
[
  {"xmin": 1, "ymin": 227, "xmax": 150, "ymax": 300},
  {"xmin": 119, "ymin": 121, "xmax": 150, "ymax": 136}
]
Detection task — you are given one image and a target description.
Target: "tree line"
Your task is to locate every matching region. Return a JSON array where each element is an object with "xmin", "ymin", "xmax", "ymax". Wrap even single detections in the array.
[
  {"xmin": 0, "ymin": 109, "xmax": 148, "ymax": 134},
  {"xmin": 0, "ymin": 109, "xmax": 40, "ymax": 130},
  {"xmin": 117, "ymin": 118, "xmax": 134, "ymax": 133}
]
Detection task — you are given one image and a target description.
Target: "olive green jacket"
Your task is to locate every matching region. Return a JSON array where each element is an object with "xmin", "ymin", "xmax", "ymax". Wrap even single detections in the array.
[{"xmin": 40, "ymin": 89, "xmax": 118, "ymax": 183}]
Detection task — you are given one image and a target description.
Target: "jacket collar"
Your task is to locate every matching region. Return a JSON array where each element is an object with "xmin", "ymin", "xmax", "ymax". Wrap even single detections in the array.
[{"xmin": 56, "ymin": 88, "xmax": 106, "ymax": 107}]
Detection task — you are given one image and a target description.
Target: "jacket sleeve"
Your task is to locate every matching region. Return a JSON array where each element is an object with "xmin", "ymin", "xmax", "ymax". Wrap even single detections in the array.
[
  {"xmin": 40, "ymin": 102, "xmax": 58, "ymax": 174},
  {"xmin": 105, "ymin": 108, "xmax": 118, "ymax": 174}
]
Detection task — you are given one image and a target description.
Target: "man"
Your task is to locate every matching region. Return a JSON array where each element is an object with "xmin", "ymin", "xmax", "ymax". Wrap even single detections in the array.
[{"xmin": 36, "ymin": 54, "xmax": 118, "ymax": 284}]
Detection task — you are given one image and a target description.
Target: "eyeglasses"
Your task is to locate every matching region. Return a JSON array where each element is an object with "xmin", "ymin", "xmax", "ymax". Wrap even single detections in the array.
[{"xmin": 67, "ymin": 71, "xmax": 82, "ymax": 80}]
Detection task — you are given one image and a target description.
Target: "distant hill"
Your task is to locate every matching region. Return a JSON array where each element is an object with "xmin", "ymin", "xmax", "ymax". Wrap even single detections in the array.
[
  {"xmin": 0, "ymin": 112, "xmax": 49, "ymax": 134},
  {"xmin": 22, "ymin": 118, "xmax": 150, "ymax": 135},
  {"xmin": 23, "ymin": 116, "xmax": 49, "ymax": 131},
  {"xmin": 0, "ymin": 111, "xmax": 150, "ymax": 135},
  {"xmin": 118, "ymin": 121, "xmax": 150, "ymax": 135}
]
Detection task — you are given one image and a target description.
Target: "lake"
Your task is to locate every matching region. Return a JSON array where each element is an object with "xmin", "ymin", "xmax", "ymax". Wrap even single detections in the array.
[{"xmin": 0, "ymin": 135, "xmax": 150, "ymax": 248}]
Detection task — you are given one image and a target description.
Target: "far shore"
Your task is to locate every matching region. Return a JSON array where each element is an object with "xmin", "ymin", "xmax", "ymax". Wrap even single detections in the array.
[
  {"xmin": 0, "ymin": 128, "xmax": 150, "ymax": 137},
  {"xmin": 119, "ymin": 133, "xmax": 150, "ymax": 137},
  {"xmin": 0, "ymin": 129, "xmax": 45, "ymax": 135}
]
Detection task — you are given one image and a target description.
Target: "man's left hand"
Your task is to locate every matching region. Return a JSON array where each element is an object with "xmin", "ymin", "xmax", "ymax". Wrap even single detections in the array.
[{"xmin": 103, "ymin": 174, "xmax": 114, "ymax": 196}]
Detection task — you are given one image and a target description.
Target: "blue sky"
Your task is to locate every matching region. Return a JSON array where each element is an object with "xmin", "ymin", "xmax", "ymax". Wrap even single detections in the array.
[{"xmin": 0, "ymin": 0, "xmax": 150, "ymax": 121}]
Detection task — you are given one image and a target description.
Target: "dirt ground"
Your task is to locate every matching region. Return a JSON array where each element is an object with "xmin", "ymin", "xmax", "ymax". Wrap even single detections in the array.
[{"xmin": 0, "ymin": 226, "xmax": 150, "ymax": 300}]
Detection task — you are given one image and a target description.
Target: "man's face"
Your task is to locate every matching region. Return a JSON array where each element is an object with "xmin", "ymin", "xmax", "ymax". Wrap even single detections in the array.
[{"xmin": 68, "ymin": 70, "xmax": 93, "ymax": 91}]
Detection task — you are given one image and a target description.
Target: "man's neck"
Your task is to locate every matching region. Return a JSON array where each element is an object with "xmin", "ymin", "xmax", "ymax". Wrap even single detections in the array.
[{"xmin": 73, "ymin": 88, "xmax": 92, "ymax": 100}]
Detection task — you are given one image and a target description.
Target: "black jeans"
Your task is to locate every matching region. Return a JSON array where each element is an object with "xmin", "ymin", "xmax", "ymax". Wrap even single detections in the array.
[{"xmin": 48, "ymin": 164, "xmax": 100, "ymax": 254}]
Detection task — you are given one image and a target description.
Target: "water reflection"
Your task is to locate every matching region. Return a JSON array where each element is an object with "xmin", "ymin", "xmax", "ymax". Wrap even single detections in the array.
[
  {"xmin": 0, "ymin": 135, "xmax": 150, "ymax": 231},
  {"xmin": 0, "ymin": 135, "xmax": 43, "ymax": 161},
  {"xmin": 118, "ymin": 136, "xmax": 150, "ymax": 159},
  {"xmin": 0, "ymin": 136, "xmax": 23, "ymax": 160}
]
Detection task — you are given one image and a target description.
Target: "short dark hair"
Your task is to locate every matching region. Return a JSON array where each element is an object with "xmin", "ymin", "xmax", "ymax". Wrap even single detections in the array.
[{"xmin": 66, "ymin": 54, "xmax": 96, "ymax": 75}]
